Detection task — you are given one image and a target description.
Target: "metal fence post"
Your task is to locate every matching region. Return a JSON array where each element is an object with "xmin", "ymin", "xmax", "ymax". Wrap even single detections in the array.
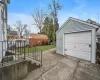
[
  {"xmin": 24, "ymin": 41, "xmax": 25, "ymax": 60},
  {"xmin": 41, "ymin": 50, "xmax": 42, "ymax": 66},
  {"xmin": 2, "ymin": 41, "xmax": 3, "ymax": 66}
]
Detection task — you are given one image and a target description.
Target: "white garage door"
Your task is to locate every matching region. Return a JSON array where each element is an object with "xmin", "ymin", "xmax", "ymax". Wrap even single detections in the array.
[{"xmin": 64, "ymin": 31, "xmax": 91, "ymax": 61}]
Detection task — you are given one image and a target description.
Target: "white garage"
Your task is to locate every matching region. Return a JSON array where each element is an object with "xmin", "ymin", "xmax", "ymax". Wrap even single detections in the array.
[
  {"xmin": 56, "ymin": 17, "xmax": 99, "ymax": 63},
  {"xmin": 64, "ymin": 31, "xmax": 91, "ymax": 61}
]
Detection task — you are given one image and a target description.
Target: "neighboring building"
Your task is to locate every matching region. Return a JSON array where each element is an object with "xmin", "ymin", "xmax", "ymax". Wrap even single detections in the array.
[
  {"xmin": 0, "ymin": 0, "xmax": 9, "ymax": 61},
  {"xmin": 56, "ymin": 17, "xmax": 99, "ymax": 63},
  {"xmin": 86, "ymin": 19, "xmax": 100, "ymax": 27},
  {"xmin": 29, "ymin": 34, "xmax": 48, "ymax": 46},
  {"xmin": 97, "ymin": 29, "xmax": 100, "ymax": 42},
  {"xmin": 86, "ymin": 19, "xmax": 100, "ymax": 42},
  {"xmin": 7, "ymin": 31, "xmax": 18, "ymax": 39},
  {"xmin": 23, "ymin": 33, "xmax": 30, "ymax": 39}
]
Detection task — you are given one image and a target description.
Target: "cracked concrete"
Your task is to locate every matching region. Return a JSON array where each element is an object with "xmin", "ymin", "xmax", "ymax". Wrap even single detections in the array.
[{"xmin": 23, "ymin": 48, "xmax": 100, "ymax": 80}]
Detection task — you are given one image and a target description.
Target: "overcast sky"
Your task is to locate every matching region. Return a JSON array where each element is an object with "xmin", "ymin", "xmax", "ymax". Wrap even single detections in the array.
[{"xmin": 8, "ymin": 0, "xmax": 100, "ymax": 33}]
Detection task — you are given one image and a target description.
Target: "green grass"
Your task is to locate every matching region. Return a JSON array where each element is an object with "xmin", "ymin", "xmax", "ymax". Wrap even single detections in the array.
[
  {"xmin": 37, "ymin": 45, "xmax": 56, "ymax": 51},
  {"xmin": 14, "ymin": 45, "xmax": 56, "ymax": 54}
]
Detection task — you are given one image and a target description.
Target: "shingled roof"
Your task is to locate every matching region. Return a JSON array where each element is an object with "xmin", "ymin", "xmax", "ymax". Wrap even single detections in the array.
[
  {"xmin": 86, "ymin": 19, "xmax": 100, "ymax": 27},
  {"xmin": 8, "ymin": 31, "xmax": 18, "ymax": 35},
  {"xmin": 30, "ymin": 34, "xmax": 48, "ymax": 39},
  {"xmin": 56, "ymin": 17, "xmax": 99, "ymax": 34}
]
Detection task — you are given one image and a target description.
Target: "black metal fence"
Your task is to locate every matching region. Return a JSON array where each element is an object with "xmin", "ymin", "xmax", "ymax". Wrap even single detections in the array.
[
  {"xmin": 0, "ymin": 40, "xmax": 42, "ymax": 66},
  {"xmin": 26, "ymin": 47, "xmax": 42, "ymax": 66}
]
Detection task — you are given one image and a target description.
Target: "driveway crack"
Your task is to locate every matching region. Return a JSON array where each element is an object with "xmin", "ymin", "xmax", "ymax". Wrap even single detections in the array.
[
  {"xmin": 69, "ymin": 60, "xmax": 80, "ymax": 80},
  {"xmin": 34, "ymin": 55, "xmax": 62, "ymax": 80}
]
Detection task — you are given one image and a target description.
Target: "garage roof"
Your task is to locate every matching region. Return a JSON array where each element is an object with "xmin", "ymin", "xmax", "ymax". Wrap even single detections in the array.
[{"xmin": 56, "ymin": 17, "xmax": 99, "ymax": 34}]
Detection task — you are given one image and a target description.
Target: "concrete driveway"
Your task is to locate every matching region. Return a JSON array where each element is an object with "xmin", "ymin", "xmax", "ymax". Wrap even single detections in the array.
[{"xmin": 24, "ymin": 48, "xmax": 100, "ymax": 80}]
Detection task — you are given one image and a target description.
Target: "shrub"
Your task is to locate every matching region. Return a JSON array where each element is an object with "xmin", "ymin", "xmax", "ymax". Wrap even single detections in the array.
[
  {"xmin": 37, "ymin": 41, "xmax": 41, "ymax": 46},
  {"xmin": 42, "ymin": 41, "xmax": 45, "ymax": 45}
]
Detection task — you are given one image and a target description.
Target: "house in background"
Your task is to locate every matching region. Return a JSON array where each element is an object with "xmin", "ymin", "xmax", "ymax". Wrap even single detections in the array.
[
  {"xmin": 7, "ymin": 31, "xmax": 18, "ymax": 40},
  {"xmin": 86, "ymin": 19, "xmax": 100, "ymax": 42},
  {"xmin": 29, "ymin": 34, "xmax": 48, "ymax": 46},
  {"xmin": 56, "ymin": 17, "xmax": 100, "ymax": 63},
  {"xmin": 97, "ymin": 29, "xmax": 100, "ymax": 42},
  {"xmin": 0, "ymin": 0, "xmax": 9, "ymax": 61}
]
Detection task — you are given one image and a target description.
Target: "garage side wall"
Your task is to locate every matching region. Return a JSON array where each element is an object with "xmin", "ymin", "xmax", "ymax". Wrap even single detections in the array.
[{"xmin": 56, "ymin": 20, "xmax": 94, "ymax": 55}]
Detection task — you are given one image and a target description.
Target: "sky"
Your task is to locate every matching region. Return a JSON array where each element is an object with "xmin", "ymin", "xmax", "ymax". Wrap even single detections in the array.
[{"xmin": 8, "ymin": 0, "xmax": 100, "ymax": 33}]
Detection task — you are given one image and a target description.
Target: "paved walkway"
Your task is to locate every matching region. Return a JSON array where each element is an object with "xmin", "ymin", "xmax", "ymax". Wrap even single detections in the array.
[{"xmin": 24, "ymin": 48, "xmax": 100, "ymax": 80}]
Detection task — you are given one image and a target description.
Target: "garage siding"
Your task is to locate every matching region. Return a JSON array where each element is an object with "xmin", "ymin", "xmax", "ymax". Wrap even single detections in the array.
[{"xmin": 56, "ymin": 20, "xmax": 94, "ymax": 54}]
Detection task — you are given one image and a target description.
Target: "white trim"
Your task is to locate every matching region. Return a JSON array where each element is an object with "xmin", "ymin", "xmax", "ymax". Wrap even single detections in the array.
[
  {"xmin": 56, "ymin": 18, "xmax": 71, "ymax": 34},
  {"xmin": 63, "ymin": 33, "xmax": 64, "ymax": 55},
  {"xmin": 56, "ymin": 17, "xmax": 99, "ymax": 34},
  {"xmin": 64, "ymin": 30, "xmax": 92, "ymax": 34},
  {"xmin": 90, "ymin": 30, "xmax": 92, "ymax": 62},
  {"xmin": 91, "ymin": 29, "xmax": 96, "ymax": 63},
  {"xmin": 70, "ymin": 17, "xmax": 99, "ymax": 28}
]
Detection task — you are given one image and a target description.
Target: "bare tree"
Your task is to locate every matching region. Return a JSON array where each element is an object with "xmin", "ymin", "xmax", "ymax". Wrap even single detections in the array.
[
  {"xmin": 49, "ymin": 0, "xmax": 62, "ymax": 42},
  {"xmin": 15, "ymin": 21, "xmax": 27, "ymax": 38},
  {"xmin": 24, "ymin": 27, "xmax": 30, "ymax": 38},
  {"xmin": 32, "ymin": 8, "xmax": 46, "ymax": 33},
  {"xmin": 7, "ymin": 25, "xmax": 13, "ymax": 33}
]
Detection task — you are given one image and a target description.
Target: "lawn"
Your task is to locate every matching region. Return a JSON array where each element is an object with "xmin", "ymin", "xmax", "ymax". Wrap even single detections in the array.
[
  {"xmin": 37, "ymin": 45, "xmax": 56, "ymax": 51},
  {"xmin": 14, "ymin": 45, "xmax": 56, "ymax": 54}
]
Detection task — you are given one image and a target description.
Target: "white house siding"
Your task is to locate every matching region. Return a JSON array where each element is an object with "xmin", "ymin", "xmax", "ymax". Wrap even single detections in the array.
[
  {"xmin": 0, "ymin": 1, "xmax": 3, "ymax": 41},
  {"xmin": 0, "ymin": 2, "xmax": 3, "ymax": 60},
  {"xmin": 56, "ymin": 19, "xmax": 94, "ymax": 55},
  {"xmin": 0, "ymin": 1, "xmax": 7, "ymax": 61}
]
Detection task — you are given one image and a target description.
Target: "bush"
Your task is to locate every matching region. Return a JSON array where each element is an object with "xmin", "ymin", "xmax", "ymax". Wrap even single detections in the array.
[
  {"xmin": 46, "ymin": 41, "xmax": 48, "ymax": 45},
  {"xmin": 42, "ymin": 41, "xmax": 45, "ymax": 45},
  {"xmin": 37, "ymin": 41, "xmax": 41, "ymax": 46}
]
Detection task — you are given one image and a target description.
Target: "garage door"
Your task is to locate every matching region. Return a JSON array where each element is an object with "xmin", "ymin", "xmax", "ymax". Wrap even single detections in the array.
[{"xmin": 64, "ymin": 31, "xmax": 91, "ymax": 61}]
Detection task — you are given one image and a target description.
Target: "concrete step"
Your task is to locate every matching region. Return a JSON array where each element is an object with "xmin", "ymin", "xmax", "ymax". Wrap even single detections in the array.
[
  {"xmin": 25, "ymin": 56, "xmax": 41, "ymax": 66},
  {"xmin": 27, "ymin": 60, "xmax": 41, "ymax": 73}
]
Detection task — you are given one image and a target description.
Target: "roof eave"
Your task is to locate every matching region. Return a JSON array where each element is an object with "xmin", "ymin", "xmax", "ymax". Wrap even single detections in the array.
[
  {"xmin": 70, "ymin": 17, "xmax": 99, "ymax": 28},
  {"xmin": 56, "ymin": 17, "xmax": 99, "ymax": 34},
  {"xmin": 56, "ymin": 17, "xmax": 71, "ymax": 34}
]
